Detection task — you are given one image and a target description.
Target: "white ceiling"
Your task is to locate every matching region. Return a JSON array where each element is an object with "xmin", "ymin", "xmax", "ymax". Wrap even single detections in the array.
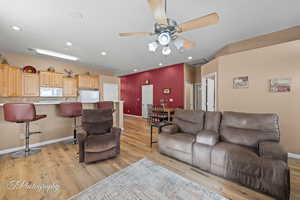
[{"xmin": 0, "ymin": 0, "xmax": 300, "ymax": 75}]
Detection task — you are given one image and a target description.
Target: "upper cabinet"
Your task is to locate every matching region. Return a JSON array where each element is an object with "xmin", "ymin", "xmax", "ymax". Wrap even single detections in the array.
[
  {"xmin": 77, "ymin": 74, "xmax": 99, "ymax": 89},
  {"xmin": 63, "ymin": 77, "xmax": 77, "ymax": 97},
  {"xmin": 40, "ymin": 71, "xmax": 63, "ymax": 88},
  {"xmin": 22, "ymin": 73, "xmax": 39, "ymax": 97},
  {"xmin": 8, "ymin": 66, "xmax": 22, "ymax": 97},
  {"xmin": 0, "ymin": 64, "xmax": 101, "ymax": 97},
  {"xmin": 0, "ymin": 65, "xmax": 22, "ymax": 97},
  {"xmin": 0, "ymin": 64, "xmax": 8, "ymax": 96}
]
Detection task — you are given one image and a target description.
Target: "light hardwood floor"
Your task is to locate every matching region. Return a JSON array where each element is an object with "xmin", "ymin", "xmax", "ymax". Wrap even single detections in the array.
[{"xmin": 0, "ymin": 116, "xmax": 299, "ymax": 200}]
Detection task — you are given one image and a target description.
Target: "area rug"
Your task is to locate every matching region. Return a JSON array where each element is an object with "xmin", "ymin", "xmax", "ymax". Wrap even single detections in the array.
[{"xmin": 69, "ymin": 158, "xmax": 228, "ymax": 200}]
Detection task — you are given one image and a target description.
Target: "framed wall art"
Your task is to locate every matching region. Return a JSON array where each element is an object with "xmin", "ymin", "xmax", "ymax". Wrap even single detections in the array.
[
  {"xmin": 163, "ymin": 88, "xmax": 171, "ymax": 94},
  {"xmin": 269, "ymin": 78, "xmax": 291, "ymax": 93},
  {"xmin": 233, "ymin": 76, "xmax": 249, "ymax": 89}
]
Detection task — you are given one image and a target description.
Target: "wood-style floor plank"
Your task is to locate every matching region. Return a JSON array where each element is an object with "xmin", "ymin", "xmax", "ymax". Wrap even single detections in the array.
[{"xmin": 0, "ymin": 116, "xmax": 298, "ymax": 200}]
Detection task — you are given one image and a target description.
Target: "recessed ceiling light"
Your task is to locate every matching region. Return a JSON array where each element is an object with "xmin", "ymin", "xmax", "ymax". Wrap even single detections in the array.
[
  {"xmin": 188, "ymin": 56, "xmax": 193, "ymax": 60},
  {"xmin": 133, "ymin": 69, "xmax": 138, "ymax": 72},
  {"xmin": 34, "ymin": 48, "xmax": 79, "ymax": 61},
  {"xmin": 11, "ymin": 25, "xmax": 21, "ymax": 31},
  {"xmin": 66, "ymin": 42, "xmax": 73, "ymax": 46},
  {"xmin": 101, "ymin": 51, "xmax": 107, "ymax": 56},
  {"xmin": 159, "ymin": 63, "xmax": 163, "ymax": 66}
]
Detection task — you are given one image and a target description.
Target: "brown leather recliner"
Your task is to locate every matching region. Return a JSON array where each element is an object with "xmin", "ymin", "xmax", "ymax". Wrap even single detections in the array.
[
  {"xmin": 158, "ymin": 110, "xmax": 290, "ymax": 200},
  {"xmin": 77, "ymin": 109, "xmax": 121, "ymax": 163}
]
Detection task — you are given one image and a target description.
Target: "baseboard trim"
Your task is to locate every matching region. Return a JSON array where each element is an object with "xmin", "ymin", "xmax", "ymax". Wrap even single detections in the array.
[
  {"xmin": 124, "ymin": 114, "xmax": 142, "ymax": 118},
  {"xmin": 2, "ymin": 137, "xmax": 299, "ymax": 159},
  {"xmin": 0, "ymin": 136, "xmax": 73, "ymax": 155},
  {"xmin": 288, "ymin": 153, "xmax": 300, "ymax": 159}
]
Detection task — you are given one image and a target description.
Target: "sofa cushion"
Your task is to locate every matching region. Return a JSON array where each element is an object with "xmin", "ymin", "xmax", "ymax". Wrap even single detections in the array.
[
  {"xmin": 211, "ymin": 142, "xmax": 261, "ymax": 177},
  {"xmin": 161, "ymin": 124, "xmax": 179, "ymax": 134},
  {"xmin": 159, "ymin": 133, "xmax": 195, "ymax": 154},
  {"xmin": 193, "ymin": 143, "xmax": 213, "ymax": 171},
  {"xmin": 82, "ymin": 109, "xmax": 113, "ymax": 134},
  {"xmin": 173, "ymin": 109, "xmax": 205, "ymax": 135},
  {"xmin": 221, "ymin": 127, "xmax": 277, "ymax": 148},
  {"xmin": 211, "ymin": 142, "xmax": 290, "ymax": 200},
  {"xmin": 259, "ymin": 141, "xmax": 287, "ymax": 162},
  {"xmin": 196, "ymin": 130, "xmax": 219, "ymax": 146},
  {"xmin": 204, "ymin": 111, "xmax": 222, "ymax": 132},
  {"xmin": 221, "ymin": 112, "xmax": 280, "ymax": 148},
  {"xmin": 85, "ymin": 134, "xmax": 116, "ymax": 152}
]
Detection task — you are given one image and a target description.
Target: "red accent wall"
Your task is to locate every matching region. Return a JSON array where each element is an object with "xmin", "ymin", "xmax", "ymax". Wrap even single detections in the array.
[{"xmin": 120, "ymin": 64, "xmax": 184, "ymax": 116}]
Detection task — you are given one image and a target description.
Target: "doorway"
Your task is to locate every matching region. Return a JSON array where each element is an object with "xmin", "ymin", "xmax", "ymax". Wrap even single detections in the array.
[
  {"xmin": 141, "ymin": 85, "xmax": 153, "ymax": 118},
  {"xmin": 185, "ymin": 82, "xmax": 194, "ymax": 110},
  {"xmin": 201, "ymin": 73, "xmax": 217, "ymax": 111}
]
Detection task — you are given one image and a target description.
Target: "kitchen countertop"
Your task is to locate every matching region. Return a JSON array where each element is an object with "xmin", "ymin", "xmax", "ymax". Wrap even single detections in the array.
[{"xmin": 0, "ymin": 101, "xmax": 123, "ymax": 106}]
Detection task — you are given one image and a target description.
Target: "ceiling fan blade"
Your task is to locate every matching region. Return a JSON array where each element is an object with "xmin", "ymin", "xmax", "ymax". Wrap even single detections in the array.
[
  {"xmin": 147, "ymin": 0, "xmax": 168, "ymax": 24},
  {"xmin": 178, "ymin": 13, "xmax": 219, "ymax": 33},
  {"xmin": 177, "ymin": 35, "xmax": 196, "ymax": 49},
  {"xmin": 119, "ymin": 32, "xmax": 153, "ymax": 37}
]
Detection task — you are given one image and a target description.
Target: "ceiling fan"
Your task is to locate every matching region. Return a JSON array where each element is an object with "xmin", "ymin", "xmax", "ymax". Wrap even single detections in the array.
[{"xmin": 119, "ymin": 0, "xmax": 219, "ymax": 56}]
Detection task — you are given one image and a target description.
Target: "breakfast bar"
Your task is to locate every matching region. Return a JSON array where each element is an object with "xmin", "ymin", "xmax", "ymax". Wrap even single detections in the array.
[{"xmin": 0, "ymin": 101, "xmax": 123, "ymax": 151}]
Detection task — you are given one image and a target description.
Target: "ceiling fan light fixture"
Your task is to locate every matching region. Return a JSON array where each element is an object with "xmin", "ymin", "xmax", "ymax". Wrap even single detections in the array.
[
  {"xmin": 148, "ymin": 41, "xmax": 158, "ymax": 52},
  {"xmin": 158, "ymin": 32, "xmax": 171, "ymax": 46},
  {"xmin": 174, "ymin": 39, "xmax": 184, "ymax": 50},
  {"xmin": 162, "ymin": 46, "xmax": 171, "ymax": 56}
]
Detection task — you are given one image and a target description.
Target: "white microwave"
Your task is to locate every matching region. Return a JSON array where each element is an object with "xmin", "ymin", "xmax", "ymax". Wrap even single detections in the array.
[
  {"xmin": 40, "ymin": 88, "xmax": 63, "ymax": 97},
  {"xmin": 79, "ymin": 90, "xmax": 100, "ymax": 103}
]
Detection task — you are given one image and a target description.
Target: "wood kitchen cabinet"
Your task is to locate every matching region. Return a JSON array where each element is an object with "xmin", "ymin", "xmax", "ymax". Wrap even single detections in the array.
[
  {"xmin": 22, "ymin": 73, "xmax": 39, "ymax": 97},
  {"xmin": 0, "ymin": 64, "xmax": 8, "ymax": 96},
  {"xmin": 0, "ymin": 65, "xmax": 22, "ymax": 97},
  {"xmin": 63, "ymin": 77, "xmax": 77, "ymax": 97},
  {"xmin": 90, "ymin": 75, "xmax": 99, "ymax": 89},
  {"xmin": 8, "ymin": 66, "xmax": 22, "ymax": 97},
  {"xmin": 77, "ymin": 74, "xmax": 99, "ymax": 89},
  {"xmin": 40, "ymin": 71, "xmax": 63, "ymax": 88}
]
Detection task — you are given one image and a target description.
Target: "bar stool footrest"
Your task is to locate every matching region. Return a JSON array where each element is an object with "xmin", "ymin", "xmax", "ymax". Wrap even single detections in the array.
[{"xmin": 29, "ymin": 131, "xmax": 42, "ymax": 135}]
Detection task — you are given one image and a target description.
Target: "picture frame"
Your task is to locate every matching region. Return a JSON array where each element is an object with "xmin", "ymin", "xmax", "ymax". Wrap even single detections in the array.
[
  {"xmin": 269, "ymin": 78, "xmax": 291, "ymax": 93},
  {"xmin": 233, "ymin": 76, "xmax": 249, "ymax": 89},
  {"xmin": 163, "ymin": 88, "xmax": 171, "ymax": 94}
]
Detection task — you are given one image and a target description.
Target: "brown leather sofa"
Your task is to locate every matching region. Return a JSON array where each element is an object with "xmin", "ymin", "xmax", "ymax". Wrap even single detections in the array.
[
  {"xmin": 77, "ymin": 109, "xmax": 121, "ymax": 163},
  {"xmin": 158, "ymin": 109, "xmax": 290, "ymax": 200}
]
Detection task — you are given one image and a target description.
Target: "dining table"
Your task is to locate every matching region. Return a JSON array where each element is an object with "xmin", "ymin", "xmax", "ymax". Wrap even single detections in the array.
[{"xmin": 152, "ymin": 107, "xmax": 176, "ymax": 122}]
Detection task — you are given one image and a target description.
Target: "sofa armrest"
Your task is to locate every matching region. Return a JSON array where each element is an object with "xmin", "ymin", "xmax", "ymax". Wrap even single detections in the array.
[
  {"xmin": 111, "ymin": 127, "xmax": 121, "ymax": 154},
  {"xmin": 77, "ymin": 127, "xmax": 88, "ymax": 163},
  {"xmin": 161, "ymin": 124, "xmax": 179, "ymax": 134},
  {"xmin": 111, "ymin": 127, "xmax": 122, "ymax": 137},
  {"xmin": 77, "ymin": 127, "xmax": 88, "ymax": 143},
  {"xmin": 196, "ymin": 130, "xmax": 219, "ymax": 146},
  {"xmin": 259, "ymin": 141, "xmax": 288, "ymax": 162}
]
